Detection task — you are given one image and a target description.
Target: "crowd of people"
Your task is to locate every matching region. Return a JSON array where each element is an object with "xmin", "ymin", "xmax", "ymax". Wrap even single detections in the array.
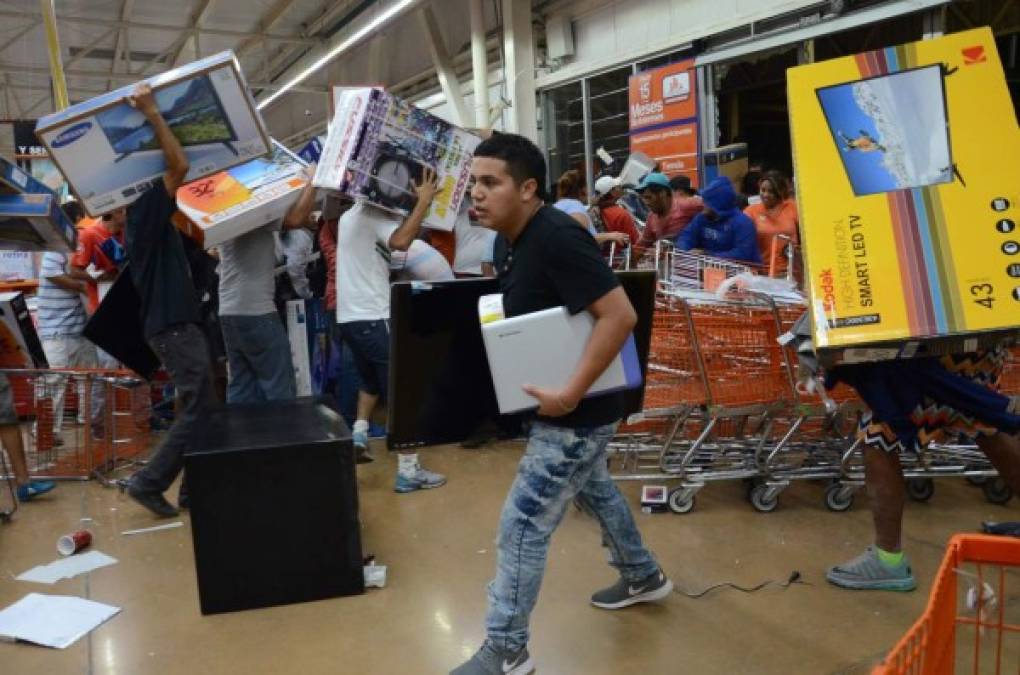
[{"xmin": 3, "ymin": 82, "xmax": 1020, "ymax": 675}]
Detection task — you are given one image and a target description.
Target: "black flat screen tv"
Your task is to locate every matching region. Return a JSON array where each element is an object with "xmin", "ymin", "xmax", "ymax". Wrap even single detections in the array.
[
  {"xmin": 96, "ymin": 74, "xmax": 238, "ymax": 161},
  {"xmin": 387, "ymin": 270, "xmax": 657, "ymax": 450}
]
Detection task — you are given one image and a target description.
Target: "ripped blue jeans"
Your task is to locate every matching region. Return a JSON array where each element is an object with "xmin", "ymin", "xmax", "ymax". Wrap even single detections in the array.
[{"xmin": 485, "ymin": 420, "xmax": 659, "ymax": 651}]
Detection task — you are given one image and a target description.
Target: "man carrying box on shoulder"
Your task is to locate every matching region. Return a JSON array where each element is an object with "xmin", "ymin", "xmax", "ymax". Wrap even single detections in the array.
[
  {"xmin": 121, "ymin": 83, "xmax": 215, "ymax": 518},
  {"xmin": 452, "ymin": 134, "xmax": 670, "ymax": 675}
]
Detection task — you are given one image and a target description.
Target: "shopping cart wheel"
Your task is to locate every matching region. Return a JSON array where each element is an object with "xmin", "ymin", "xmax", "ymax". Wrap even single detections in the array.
[
  {"xmin": 824, "ymin": 483, "xmax": 854, "ymax": 512},
  {"xmin": 667, "ymin": 489, "xmax": 695, "ymax": 514},
  {"xmin": 982, "ymin": 478, "xmax": 1013, "ymax": 505},
  {"xmin": 749, "ymin": 484, "xmax": 779, "ymax": 513},
  {"xmin": 905, "ymin": 478, "xmax": 935, "ymax": 502},
  {"xmin": 0, "ymin": 511, "xmax": 11, "ymax": 523}
]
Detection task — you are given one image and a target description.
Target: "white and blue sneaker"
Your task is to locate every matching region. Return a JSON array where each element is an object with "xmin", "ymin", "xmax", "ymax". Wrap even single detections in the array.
[
  {"xmin": 394, "ymin": 465, "xmax": 447, "ymax": 493},
  {"xmin": 451, "ymin": 643, "xmax": 534, "ymax": 675}
]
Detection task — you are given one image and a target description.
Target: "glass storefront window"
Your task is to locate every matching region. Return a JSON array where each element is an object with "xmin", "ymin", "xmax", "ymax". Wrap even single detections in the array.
[{"xmin": 541, "ymin": 81, "xmax": 583, "ymax": 195}]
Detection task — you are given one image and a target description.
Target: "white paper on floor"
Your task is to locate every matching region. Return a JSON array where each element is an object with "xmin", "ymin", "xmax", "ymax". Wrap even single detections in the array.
[
  {"xmin": 16, "ymin": 551, "xmax": 118, "ymax": 584},
  {"xmin": 0, "ymin": 593, "xmax": 121, "ymax": 649}
]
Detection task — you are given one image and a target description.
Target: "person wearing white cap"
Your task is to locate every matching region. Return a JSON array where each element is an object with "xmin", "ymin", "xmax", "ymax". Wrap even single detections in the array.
[{"xmin": 589, "ymin": 175, "xmax": 639, "ymax": 248}]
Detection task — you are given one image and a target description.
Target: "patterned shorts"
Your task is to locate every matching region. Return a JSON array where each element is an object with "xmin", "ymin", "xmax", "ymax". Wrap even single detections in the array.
[{"xmin": 860, "ymin": 349, "xmax": 1005, "ymax": 453}]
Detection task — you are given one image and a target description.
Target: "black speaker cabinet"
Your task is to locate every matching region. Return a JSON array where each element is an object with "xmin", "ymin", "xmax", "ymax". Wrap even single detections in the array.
[{"xmin": 185, "ymin": 397, "xmax": 363, "ymax": 615}]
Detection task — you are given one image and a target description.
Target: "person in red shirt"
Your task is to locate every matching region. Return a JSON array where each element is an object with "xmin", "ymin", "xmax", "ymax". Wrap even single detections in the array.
[
  {"xmin": 743, "ymin": 170, "xmax": 799, "ymax": 277},
  {"xmin": 589, "ymin": 176, "xmax": 639, "ymax": 248},
  {"xmin": 70, "ymin": 208, "xmax": 126, "ymax": 313},
  {"xmin": 632, "ymin": 172, "xmax": 702, "ymax": 264}
]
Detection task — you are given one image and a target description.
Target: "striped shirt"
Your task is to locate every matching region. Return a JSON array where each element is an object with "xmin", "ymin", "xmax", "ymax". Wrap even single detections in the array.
[{"xmin": 36, "ymin": 252, "xmax": 87, "ymax": 339}]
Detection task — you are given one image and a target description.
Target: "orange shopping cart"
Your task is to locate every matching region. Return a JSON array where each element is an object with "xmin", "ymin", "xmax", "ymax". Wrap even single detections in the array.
[{"xmin": 874, "ymin": 533, "xmax": 1020, "ymax": 675}]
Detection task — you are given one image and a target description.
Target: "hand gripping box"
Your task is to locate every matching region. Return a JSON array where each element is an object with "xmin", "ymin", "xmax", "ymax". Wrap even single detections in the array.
[
  {"xmin": 788, "ymin": 28, "xmax": 1020, "ymax": 366},
  {"xmin": 314, "ymin": 87, "xmax": 479, "ymax": 232},
  {"xmin": 0, "ymin": 155, "xmax": 76, "ymax": 252},
  {"xmin": 35, "ymin": 51, "xmax": 271, "ymax": 218},
  {"xmin": 176, "ymin": 140, "xmax": 308, "ymax": 249}
]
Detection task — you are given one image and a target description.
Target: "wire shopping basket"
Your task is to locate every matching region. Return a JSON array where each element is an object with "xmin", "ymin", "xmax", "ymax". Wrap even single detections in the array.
[{"xmin": 873, "ymin": 534, "xmax": 1020, "ymax": 675}]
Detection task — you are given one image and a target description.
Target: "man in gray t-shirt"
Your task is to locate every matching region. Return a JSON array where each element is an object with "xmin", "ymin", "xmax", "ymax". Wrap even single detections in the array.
[{"xmin": 217, "ymin": 170, "xmax": 317, "ymax": 404}]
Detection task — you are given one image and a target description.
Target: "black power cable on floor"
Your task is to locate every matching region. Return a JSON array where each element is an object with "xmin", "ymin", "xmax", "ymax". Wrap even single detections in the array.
[{"xmin": 673, "ymin": 570, "xmax": 808, "ymax": 599}]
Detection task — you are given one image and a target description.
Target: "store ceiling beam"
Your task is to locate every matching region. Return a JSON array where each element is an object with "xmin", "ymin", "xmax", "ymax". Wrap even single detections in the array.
[
  {"xmin": 254, "ymin": 0, "xmax": 371, "ymax": 91},
  {"xmin": 992, "ymin": 0, "xmax": 1018, "ymax": 31},
  {"xmin": 109, "ymin": 0, "xmax": 135, "ymax": 90},
  {"xmin": 257, "ymin": 0, "xmax": 425, "ymax": 110},
  {"xmin": 0, "ymin": 19, "xmax": 41, "ymax": 58},
  {"xmin": 170, "ymin": 0, "xmax": 218, "ymax": 67},
  {"xmin": 234, "ymin": 0, "xmax": 301, "ymax": 57},
  {"xmin": 0, "ymin": 9, "xmax": 319, "ymax": 45},
  {"xmin": 419, "ymin": 4, "xmax": 468, "ymax": 126}
]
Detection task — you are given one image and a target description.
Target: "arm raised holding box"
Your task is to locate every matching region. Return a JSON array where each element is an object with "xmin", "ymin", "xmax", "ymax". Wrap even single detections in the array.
[
  {"xmin": 283, "ymin": 164, "xmax": 318, "ymax": 230},
  {"xmin": 387, "ymin": 166, "xmax": 439, "ymax": 252},
  {"xmin": 127, "ymin": 84, "xmax": 189, "ymax": 195}
]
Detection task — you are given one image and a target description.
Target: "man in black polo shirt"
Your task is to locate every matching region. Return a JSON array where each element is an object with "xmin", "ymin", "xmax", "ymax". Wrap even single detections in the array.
[
  {"xmin": 122, "ymin": 83, "xmax": 214, "ymax": 517},
  {"xmin": 451, "ymin": 134, "xmax": 670, "ymax": 675}
]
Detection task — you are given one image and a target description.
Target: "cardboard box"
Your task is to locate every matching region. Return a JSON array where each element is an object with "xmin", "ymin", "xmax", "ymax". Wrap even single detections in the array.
[
  {"xmin": 0, "ymin": 155, "xmax": 77, "ymax": 252},
  {"xmin": 35, "ymin": 51, "xmax": 271, "ymax": 218},
  {"xmin": 286, "ymin": 298, "xmax": 330, "ymax": 397},
  {"xmin": 702, "ymin": 143, "xmax": 748, "ymax": 189},
  {"xmin": 314, "ymin": 87, "xmax": 479, "ymax": 232},
  {"xmin": 0, "ymin": 292, "xmax": 47, "ymax": 368},
  {"xmin": 177, "ymin": 141, "xmax": 308, "ymax": 249},
  {"xmin": 788, "ymin": 28, "xmax": 1020, "ymax": 365},
  {"xmin": 0, "ymin": 193, "xmax": 78, "ymax": 253}
]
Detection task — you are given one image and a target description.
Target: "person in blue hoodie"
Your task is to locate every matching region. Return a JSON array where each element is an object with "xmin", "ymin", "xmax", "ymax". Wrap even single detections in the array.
[{"xmin": 674, "ymin": 176, "xmax": 762, "ymax": 264}]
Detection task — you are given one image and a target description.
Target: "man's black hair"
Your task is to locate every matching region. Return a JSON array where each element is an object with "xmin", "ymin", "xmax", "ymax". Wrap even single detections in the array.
[
  {"xmin": 669, "ymin": 175, "xmax": 695, "ymax": 195},
  {"xmin": 473, "ymin": 132, "xmax": 548, "ymax": 200},
  {"xmin": 62, "ymin": 199, "xmax": 85, "ymax": 224}
]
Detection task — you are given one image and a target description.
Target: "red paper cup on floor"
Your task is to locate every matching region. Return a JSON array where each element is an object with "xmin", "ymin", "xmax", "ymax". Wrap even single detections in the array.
[{"xmin": 57, "ymin": 530, "xmax": 92, "ymax": 556}]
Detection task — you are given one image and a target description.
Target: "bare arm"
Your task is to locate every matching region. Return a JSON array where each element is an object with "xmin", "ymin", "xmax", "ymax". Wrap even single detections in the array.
[
  {"xmin": 127, "ymin": 84, "xmax": 189, "ymax": 195},
  {"xmin": 387, "ymin": 166, "xmax": 439, "ymax": 252},
  {"xmin": 523, "ymin": 285, "xmax": 637, "ymax": 416},
  {"xmin": 283, "ymin": 164, "xmax": 318, "ymax": 230},
  {"xmin": 46, "ymin": 274, "xmax": 86, "ymax": 294}
]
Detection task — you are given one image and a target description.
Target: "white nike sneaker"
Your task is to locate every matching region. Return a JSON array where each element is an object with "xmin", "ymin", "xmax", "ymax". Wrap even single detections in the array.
[{"xmin": 590, "ymin": 567, "xmax": 673, "ymax": 609}]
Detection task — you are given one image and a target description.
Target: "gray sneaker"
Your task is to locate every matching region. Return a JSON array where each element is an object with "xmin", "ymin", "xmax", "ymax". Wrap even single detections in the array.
[
  {"xmin": 591, "ymin": 567, "xmax": 673, "ymax": 609},
  {"xmin": 451, "ymin": 643, "xmax": 534, "ymax": 675},
  {"xmin": 826, "ymin": 546, "xmax": 917, "ymax": 591},
  {"xmin": 394, "ymin": 465, "xmax": 447, "ymax": 493}
]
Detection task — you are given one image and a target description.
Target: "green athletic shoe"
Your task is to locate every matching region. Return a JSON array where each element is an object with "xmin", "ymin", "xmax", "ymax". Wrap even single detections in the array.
[{"xmin": 826, "ymin": 546, "xmax": 917, "ymax": 591}]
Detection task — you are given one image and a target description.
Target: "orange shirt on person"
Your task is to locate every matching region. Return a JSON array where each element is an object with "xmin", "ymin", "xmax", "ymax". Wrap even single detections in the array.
[{"xmin": 744, "ymin": 199, "xmax": 799, "ymax": 275}]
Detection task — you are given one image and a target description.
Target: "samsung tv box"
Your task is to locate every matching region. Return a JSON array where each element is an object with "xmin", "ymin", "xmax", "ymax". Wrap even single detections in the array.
[
  {"xmin": 0, "ymin": 193, "xmax": 77, "ymax": 253},
  {"xmin": 36, "ymin": 51, "xmax": 271, "ymax": 217},
  {"xmin": 177, "ymin": 140, "xmax": 308, "ymax": 249},
  {"xmin": 481, "ymin": 304, "xmax": 642, "ymax": 414}
]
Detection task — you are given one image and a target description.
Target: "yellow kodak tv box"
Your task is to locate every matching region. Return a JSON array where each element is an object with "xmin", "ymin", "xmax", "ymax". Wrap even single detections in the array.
[{"xmin": 789, "ymin": 28, "xmax": 1020, "ymax": 365}]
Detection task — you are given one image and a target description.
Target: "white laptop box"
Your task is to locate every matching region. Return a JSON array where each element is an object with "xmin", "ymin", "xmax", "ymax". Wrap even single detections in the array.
[{"xmin": 481, "ymin": 304, "xmax": 643, "ymax": 414}]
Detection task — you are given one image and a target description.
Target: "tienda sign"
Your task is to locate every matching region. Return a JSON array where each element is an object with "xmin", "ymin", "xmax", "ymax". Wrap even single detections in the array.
[{"xmin": 628, "ymin": 59, "xmax": 699, "ymax": 187}]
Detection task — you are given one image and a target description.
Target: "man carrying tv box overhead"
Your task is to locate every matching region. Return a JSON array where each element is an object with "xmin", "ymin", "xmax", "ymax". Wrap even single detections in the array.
[
  {"xmin": 113, "ymin": 83, "xmax": 215, "ymax": 518},
  {"xmin": 452, "ymin": 133, "xmax": 669, "ymax": 675}
]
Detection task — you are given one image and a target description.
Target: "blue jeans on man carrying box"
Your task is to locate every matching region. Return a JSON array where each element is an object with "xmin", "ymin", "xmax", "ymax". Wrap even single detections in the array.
[
  {"xmin": 485, "ymin": 420, "xmax": 659, "ymax": 651},
  {"xmin": 220, "ymin": 313, "xmax": 296, "ymax": 404}
]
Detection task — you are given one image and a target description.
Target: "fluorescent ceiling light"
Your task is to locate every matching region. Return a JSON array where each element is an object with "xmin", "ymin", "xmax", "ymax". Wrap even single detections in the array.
[{"xmin": 258, "ymin": 0, "xmax": 417, "ymax": 110}]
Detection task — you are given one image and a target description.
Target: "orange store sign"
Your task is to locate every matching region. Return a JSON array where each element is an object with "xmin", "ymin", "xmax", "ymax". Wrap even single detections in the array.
[{"xmin": 628, "ymin": 60, "xmax": 700, "ymax": 187}]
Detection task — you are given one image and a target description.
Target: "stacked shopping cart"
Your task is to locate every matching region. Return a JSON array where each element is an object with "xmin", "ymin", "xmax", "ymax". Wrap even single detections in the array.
[{"xmin": 608, "ymin": 247, "xmax": 1018, "ymax": 514}]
